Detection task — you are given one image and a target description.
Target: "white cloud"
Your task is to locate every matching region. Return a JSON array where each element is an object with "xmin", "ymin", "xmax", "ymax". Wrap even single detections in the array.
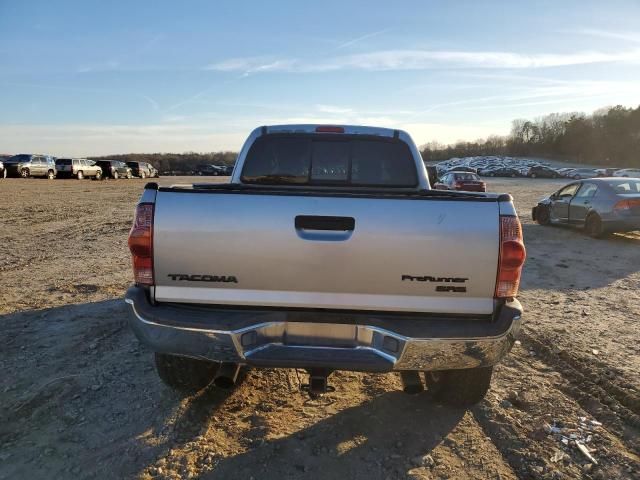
[
  {"xmin": 337, "ymin": 50, "xmax": 638, "ymax": 70},
  {"xmin": 204, "ymin": 57, "xmax": 296, "ymax": 76},
  {"xmin": 335, "ymin": 28, "xmax": 390, "ymax": 50},
  {"xmin": 315, "ymin": 104, "xmax": 354, "ymax": 114},
  {"xmin": 569, "ymin": 28, "xmax": 640, "ymax": 44},
  {"xmin": 205, "ymin": 48, "xmax": 640, "ymax": 75}
]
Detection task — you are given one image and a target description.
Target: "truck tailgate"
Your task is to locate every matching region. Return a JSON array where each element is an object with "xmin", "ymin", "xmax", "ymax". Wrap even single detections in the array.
[{"xmin": 152, "ymin": 191, "xmax": 500, "ymax": 314}]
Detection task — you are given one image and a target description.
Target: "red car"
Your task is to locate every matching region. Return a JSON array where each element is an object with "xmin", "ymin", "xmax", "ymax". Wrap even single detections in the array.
[{"xmin": 434, "ymin": 171, "xmax": 487, "ymax": 192}]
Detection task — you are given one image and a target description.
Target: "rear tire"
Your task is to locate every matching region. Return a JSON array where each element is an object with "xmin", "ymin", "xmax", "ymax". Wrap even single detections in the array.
[
  {"xmin": 140, "ymin": 171, "xmax": 146, "ymax": 179},
  {"xmin": 76, "ymin": 170, "xmax": 84, "ymax": 180},
  {"xmin": 94, "ymin": 170, "xmax": 102, "ymax": 180},
  {"xmin": 154, "ymin": 353, "xmax": 219, "ymax": 394},
  {"xmin": 424, "ymin": 367, "xmax": 493, "ymax": 407},
  {"xmin": 112, "ymin": 171, "xmax": 119, "ymax": 179},
  {"xmin": 47, "ymin": 170, "xmax": 55, "ymax": 180},
  {"xmin": 585, "ymin": 214, "xmax": 604, "ymax": 238},
  {"xmin": 20, "ymin": 168, "xmax": 30, "ymax": 178}
]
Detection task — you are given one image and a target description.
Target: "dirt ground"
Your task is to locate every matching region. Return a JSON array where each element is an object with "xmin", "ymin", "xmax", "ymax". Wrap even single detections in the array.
[{"xmin": 1, "ymin": 176, "xmax": 639, "ymax": 480}]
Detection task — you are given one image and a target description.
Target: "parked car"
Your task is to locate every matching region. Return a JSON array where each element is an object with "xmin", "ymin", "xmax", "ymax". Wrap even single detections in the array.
[
  {"xmin": 4, "ymin": 154, "xmax": 56, "ymax": 179},
  {"xmin": 532, "ymin": 177, "xmax": 640, "ymax": 237},
  {"xmin": 196, "ymin": 164, "xmax": 228, "ymax": 176},
  {"xmin": 126, "ymin": 161, "xmax": 159, "ymax": 179},
  {"xmin": 478, "ymin": 166, "xmax": 499, "ymax": 176},
  {"xmin": 55, "ymin": 158, "xmax": 103, "ymax": 179},
  {"xmin": 94, "ymin": 160, "xmax": 132, "ymax": 179},
  {"xmin": 568, "ymin": 168, "xmax": 598, "ymax": 180},
  {"xmin": 556, "ymin": 168, "xmax": 576, "ymax": 178},
  {"xmin": 487, "ymin": 167, "xmax": 521, "ymax": 178},
  {"xmin": 613, "ymin": 168, "xmax": 640, "ymax": 178},
  {"xmin": 446, "ymin": 166, "xmax": 476, "ymax": 174},
  {"xmin": 125, "ymin": 124, "xmax": 525, "ymax": 407},
  {"xmin": 595, "ymin": 168, "xmax": 620, "ymax": 177},
  {"xmin": 527, "ymin": 165, "xmax": 560, "ymax": 179},
  {"xmin": 434, "ymin": 171, "xmax": 487, "ymax": 192}
]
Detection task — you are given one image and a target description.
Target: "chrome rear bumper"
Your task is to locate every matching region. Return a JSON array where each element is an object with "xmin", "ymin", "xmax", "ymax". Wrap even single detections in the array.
[{"xmin": 125, "ymin": 287, "xmax": 522, "ymax": 372}]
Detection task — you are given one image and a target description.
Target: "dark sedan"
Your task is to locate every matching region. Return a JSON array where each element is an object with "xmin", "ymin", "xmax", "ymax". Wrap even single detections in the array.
[
  {"xmin": 94, "ymin": 160, "xmax": 132, "ymax": 179},
  {"xmin": 434, "ymin": 171, "xmax": 486, "ymax": 192},
  {"xmin": 527, "ymin": 165, "xmax": 560, "ymax": 179},
  {"xmin": 532, "ymin": 178, "xmax": 640, "ymax": 237},
  {"xmin": 481, "ymin": 167, "xmax": 521, "ymax": 178}
]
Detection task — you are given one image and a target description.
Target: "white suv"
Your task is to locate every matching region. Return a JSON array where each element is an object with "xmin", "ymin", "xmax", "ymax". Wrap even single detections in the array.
[{"xmin": 55, "ymin": 158, "xmax": 103, "ymax": 180}]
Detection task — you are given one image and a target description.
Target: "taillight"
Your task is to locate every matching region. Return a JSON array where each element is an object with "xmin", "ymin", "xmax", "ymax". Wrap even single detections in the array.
[
  {"xmin": 128, "ymin": 203, "xmax": 154, "ymax": 285},
  {"xmin": 315, "ymin": 125, "xmax": 344, "ymax": 133},
  {"xmin": 614, "ymin": 199, "xmax": 640, "ymax": 211},
  {"xmin": 495, "ymin": 216, "xmax": 526, "ymax": 298}
]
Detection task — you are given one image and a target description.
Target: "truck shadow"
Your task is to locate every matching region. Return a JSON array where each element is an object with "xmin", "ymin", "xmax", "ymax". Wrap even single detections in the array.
[
  {"xmin": 519, "ymin": 223, "xmax": 640, "ymax": 291},
  {"xmin": 199, "ymin": 390, "xmax": 466, "ymax": 479}
]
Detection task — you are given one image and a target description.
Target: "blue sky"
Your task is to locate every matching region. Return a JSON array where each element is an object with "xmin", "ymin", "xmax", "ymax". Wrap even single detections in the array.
[{"xmin": 1, "ymin": 0, "xmax": 640, "ymax": 156}]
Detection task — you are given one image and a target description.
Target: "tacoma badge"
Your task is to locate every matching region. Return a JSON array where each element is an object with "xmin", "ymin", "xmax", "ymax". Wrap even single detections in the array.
[{"xmin": 168, "ymin": 274, "xmax": 238, "ymax": 283}]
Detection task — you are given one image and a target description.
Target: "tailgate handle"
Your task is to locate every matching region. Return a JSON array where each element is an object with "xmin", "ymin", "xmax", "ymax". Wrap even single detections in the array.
[{"xmin": 295, "ymin": 215, "xmax": 355, "ymax": 231}]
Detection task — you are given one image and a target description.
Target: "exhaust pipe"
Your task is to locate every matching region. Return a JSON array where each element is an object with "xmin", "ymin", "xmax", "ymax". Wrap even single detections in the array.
[
  {"xmin": 213, "ymin": 362, "xmax": 240, "ymax": 389},
  {"xmin": 400, "ymin": 371, "xmax": 424, "ymax": 395}
]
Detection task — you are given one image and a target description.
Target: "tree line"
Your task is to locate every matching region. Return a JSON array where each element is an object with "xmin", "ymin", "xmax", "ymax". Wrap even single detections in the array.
[{"xmin": 421, "ymin": 104, "xmax": 640, "ymax": 167}]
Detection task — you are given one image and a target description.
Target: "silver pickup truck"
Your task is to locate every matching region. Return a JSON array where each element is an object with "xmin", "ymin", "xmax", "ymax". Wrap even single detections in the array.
[{"xmin": 125, "ymin": 124, "xmax": 526, "ymax": 406}]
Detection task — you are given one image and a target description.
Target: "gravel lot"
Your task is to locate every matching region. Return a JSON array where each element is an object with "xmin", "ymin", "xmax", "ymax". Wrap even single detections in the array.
[{"xmin": 1, "ymin": 176, "xmax": 639, "ymax": 479}]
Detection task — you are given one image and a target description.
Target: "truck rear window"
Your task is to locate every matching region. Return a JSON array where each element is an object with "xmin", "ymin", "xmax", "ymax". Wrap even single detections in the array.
[{"xmin": 241, "ymin": 134, "xmax": 418, "ymax": 187}]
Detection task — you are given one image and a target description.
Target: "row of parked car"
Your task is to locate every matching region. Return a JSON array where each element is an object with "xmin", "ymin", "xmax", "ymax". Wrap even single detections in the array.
[
  {"xmin": 435, "ymin": 156, "xmax": 640, "ymax": 180},
  {"xmin": 0, "ymin": 154, "xmax": 159, "ymax": 180}
]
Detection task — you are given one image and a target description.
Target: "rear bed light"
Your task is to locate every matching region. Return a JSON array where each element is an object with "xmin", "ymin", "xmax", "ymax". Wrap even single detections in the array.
[
  {"xmin": 614, "ymin": 199, "xmax": 640, "ymax": 211},
  {"xmin": 315, "ymin": 125, "xmax": 344, "ymax": 133},
  {"xmin": 128, "ymin": 203, "xmax": 154, "ymax": 285},
  {"xmin": 495, "ymin": 216, "xmax": 526, "ymax": 298}
]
